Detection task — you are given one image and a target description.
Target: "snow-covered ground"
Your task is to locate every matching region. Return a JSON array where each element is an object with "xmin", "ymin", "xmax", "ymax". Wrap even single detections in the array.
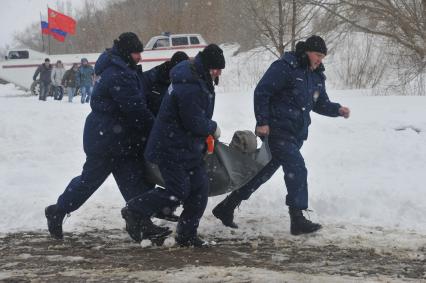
[
  {"xmin": 1, "ymin": 82, "xmax": 425, "ymax": 246},
  {"xmin": 1, "ymin": 54, "xmax": 426, "ymax": 282}
]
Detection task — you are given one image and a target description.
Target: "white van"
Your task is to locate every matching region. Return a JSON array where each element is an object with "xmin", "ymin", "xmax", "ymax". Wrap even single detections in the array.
[{"xmin": 0, "ymin": 33, "xmax": 208, "ymax": 93}]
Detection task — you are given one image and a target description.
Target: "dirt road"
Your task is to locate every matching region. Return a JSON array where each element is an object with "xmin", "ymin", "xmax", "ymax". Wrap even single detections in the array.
[{"xmin": 1, "ymin": 229, "xmax": 425, "ymax": 282}]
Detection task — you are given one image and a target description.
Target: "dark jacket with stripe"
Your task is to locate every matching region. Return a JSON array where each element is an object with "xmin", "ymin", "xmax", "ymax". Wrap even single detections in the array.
[
  {"xmin": 254, "ymin": 51, "xmax": 341, "ymax": 142},
  {"xmin": 144, "ymin": 54, "xmax": 217, "ymax": 168},
  {"xmin": 83, "ymin": 46, "xmax": 154, "ymax": 157}
]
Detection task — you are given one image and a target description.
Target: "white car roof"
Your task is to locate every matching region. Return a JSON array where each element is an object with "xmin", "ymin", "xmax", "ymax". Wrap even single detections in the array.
[{"xmin": 145, "ymin": 34, "xmax": 206, "ymax": 49}]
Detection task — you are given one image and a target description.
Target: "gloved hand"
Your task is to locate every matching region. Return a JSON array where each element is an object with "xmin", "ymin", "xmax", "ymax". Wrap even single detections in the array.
[
  {"xmin": 206, "ymin": 135, "xmax": 215, "ymax": 154},
  {"xmin": 339, "ymin": 106, "xmax": 351, "ymax": 119},
  {"xmin": 213, "ymin": 126, "xmax": 221, "ymax": 139},
  {"xmin": 255, "ymin": 125, "xmax": 270, "ymax": 137}
]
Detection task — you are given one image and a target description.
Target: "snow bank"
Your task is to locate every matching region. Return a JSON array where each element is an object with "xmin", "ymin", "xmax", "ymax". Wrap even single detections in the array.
[{"xmin": 0, "ymin": 83, "xmax": 28, "ymax": 97}]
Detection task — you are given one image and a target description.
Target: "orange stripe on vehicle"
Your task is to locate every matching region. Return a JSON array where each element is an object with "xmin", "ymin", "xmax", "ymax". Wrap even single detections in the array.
[{"xmin": 143, "ymin": 45, "xmax": 207, "ymax": 52}]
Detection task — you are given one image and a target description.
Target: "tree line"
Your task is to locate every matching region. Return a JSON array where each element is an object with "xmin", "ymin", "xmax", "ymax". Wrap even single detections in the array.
[{"xmin": 12, "ymin": 0, "xmax": 425, "ymax": 94}]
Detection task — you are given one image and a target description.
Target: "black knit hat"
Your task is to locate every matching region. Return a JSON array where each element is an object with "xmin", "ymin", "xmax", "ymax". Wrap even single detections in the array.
[
  {"xmin": 157, "ymin": 51, "xmax": 190, "ymax": 83},
  {"xmin": 170, "ymin": 51, "xmax": 189, "ymax": 66},
  {"xmin": 305, "ymin": 35, "xmax": 327, "ymax": 55},
  {"xmin": 200, "ymin": 44, "xmax": 225, "ymax": 70},
  {"xmin": 114, "ymin": 32, "xmax": 144, "ymax": 56}
]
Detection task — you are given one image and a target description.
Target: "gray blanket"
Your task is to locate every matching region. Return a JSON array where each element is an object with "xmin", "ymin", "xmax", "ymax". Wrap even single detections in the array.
[{"xmin": 144, "ymin": 131, "xmax": 272, "ymax": 196}]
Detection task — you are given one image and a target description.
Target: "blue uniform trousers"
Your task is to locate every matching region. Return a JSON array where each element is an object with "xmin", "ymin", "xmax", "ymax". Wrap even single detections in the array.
[
  {"xmin": 230, "ymin": 139, "xmax": 308, "ymax": 210},
  {"xmin": 127, "ymin": 163, "xmax": 209, "ymax": 238},
  {"xmin": 57, "ymin": 154, "xmax": 151, "ymax": 213}
]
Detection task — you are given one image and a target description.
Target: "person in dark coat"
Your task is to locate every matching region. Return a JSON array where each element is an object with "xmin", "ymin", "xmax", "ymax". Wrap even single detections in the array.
[
  {"xmin": 213, "ymin": 35, "xmax": 351, "ymax": 235},
  {"xmin": 45, "ymin": 32, "xmax": 170, "ymax": 240},
  {"xmin": 77, "ymin": 58, "xmax": 95, "ymax": 104},
  {"xmin": 121, "ymin": 44, "xmax": 225, "ymax": 247},
  {"xmin": 33, "ymin": 58, "xmax": 52, "ymax": 101},
  {"xmin": 143, "ymin": 51, "xmax": 189, "ymax": 116},
  {"xmin": 62, "ymin": 63, "xmax": 79, "ymax": 103},
  {"xmin": 137, "ymin": 51, "xmax": 189, "ymax": 222}
]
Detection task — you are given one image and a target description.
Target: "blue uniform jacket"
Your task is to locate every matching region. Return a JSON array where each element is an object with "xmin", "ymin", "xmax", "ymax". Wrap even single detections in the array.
[
  {"xmin": 143, "ymin": 66, "xmax": 170, "ymax": 116},
  {"xmin": 254, "ymin": 52, "xmax": 341, "ymax": 142},
  {"xmin": 144, "ymin": 54, "xmax": 217, "ymax": 168},
  {"xmin": 83, "ymin": 46, "xmax": 154, "ymax": 157}
]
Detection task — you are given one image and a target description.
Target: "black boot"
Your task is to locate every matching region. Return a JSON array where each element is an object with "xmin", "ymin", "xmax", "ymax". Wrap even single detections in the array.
[
  {"xmin": 176, "ymin": 234, "xmax": 208, "ymax": 248},
  {"xmin": 140, "ymin": 217, "xmax": 172, "ymax": 240},
  {"xmin": 121, "ymin": 207, "xmax": 143, "ymax": 242},
  {"xmin": 45, "ymin": 204, "xmax": 66, "ymax": 239},
  {"xmin": 121, "ymin": 207, "xmax": 172, "ymax": 243},
  {"xmin": 153, "ymin": 212, "xmax": 179, "ymax": 222},
  {"xmin": 289, "ymin": 207, "xmax": 322, "ymax": 235},
  {"xmin": 153, "ymin": 206, "xmax": 179, "ymax": 222},
  {"xmin": 212, "ymin": 194, "xmax": 242, "ymax": 229}
]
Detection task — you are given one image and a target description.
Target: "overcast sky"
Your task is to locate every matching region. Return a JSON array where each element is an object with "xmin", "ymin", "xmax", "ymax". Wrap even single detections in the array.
[{"xmin": 0, "ymin": 0, "xmax": 97, "ymax": 48}]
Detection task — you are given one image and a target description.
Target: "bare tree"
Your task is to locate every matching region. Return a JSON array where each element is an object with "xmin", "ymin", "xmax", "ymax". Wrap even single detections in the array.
[
  {"xmin": 333, "ymin": 33, "xmax": 388, "ymax": 89},
  {"xmin": 310, "ymin": 0, "xmax": 426, "ymax": 85},
  {"xmin": 242, "ymin": 0, "xmax": 330, "ymax": 57}
]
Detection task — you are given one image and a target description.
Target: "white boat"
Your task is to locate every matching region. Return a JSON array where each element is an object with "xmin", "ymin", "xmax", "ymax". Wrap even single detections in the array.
[{"xmin": 0, "ymin": 33, "xmax": 207, "ymax": 92}]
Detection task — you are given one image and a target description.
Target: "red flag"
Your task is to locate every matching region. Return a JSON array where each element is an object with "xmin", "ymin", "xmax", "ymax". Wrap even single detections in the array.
[{"xmin": 48, "ymin": 8, "xmax": 76, "ymax": 35}]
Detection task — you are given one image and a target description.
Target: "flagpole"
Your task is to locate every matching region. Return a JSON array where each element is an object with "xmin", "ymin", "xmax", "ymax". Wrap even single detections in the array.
[
  {"xmin": 48, "ymin": 32, "xmax": 51, "ymax": 55},
  {"xmin": 47, "ymin": 5, "xmax": 51, "ymax": 55},
  {"xmin": 39, "ymin": 12, "xmax": 45, "ymax": 53}
]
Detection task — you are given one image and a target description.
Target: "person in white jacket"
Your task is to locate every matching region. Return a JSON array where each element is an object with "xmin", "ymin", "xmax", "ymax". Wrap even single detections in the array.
[{"xmin": 51, "ymin": 60, "xmax": 66, "ymax": 100}]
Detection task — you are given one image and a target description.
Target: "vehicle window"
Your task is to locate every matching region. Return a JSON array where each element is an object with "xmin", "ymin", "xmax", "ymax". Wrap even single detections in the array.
[
  {"xmin": 190, "ymin": 37, "xmax": 200, "ymax": 45},
  {"xmin": 171, "ymin": 37, "xmax": 189, "ymax": 46},
  {"xmin": 8, "ymin": 51, "xmax": 29, "ymax": 59},
  {"xmin": 153, "ymin": 38, "xmax": 170, "ymax": 49}
]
